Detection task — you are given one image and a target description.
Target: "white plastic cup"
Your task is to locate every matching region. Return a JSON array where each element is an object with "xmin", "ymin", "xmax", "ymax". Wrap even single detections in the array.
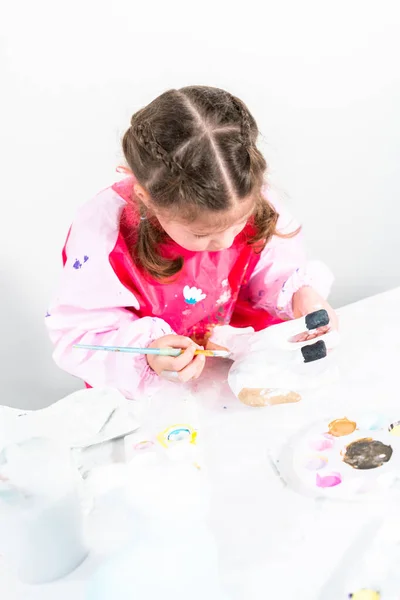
[{"xmin": 0, "ymin": 437, "xmax": 88, "ymax": 583}]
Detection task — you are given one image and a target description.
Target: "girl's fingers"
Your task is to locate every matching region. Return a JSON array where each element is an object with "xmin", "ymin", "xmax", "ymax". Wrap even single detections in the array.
[
  {"xmin": 304, "ymin": 325, "xmax": 330, "ymax": 341},
  {"xmin": 148, "ymin": 335, "xmax": 206, "ymax": 381},
  {"xmin": 206, "ymin": 340, "xmax": 230, "ymax": 353},
  {"xmin": 160, "ymin": 370, "xmax": 180, "ymax": 382},
  {"xmin": 170, "ymin": 345, "xmax": 198, "ymax": 371},
  {"xmin": 178, "ymin": 355, "xmax": 206, "ymax": 382},
  {"xmin": 158, "ymin": 335, "xmax": 199, "ymax": 349},
  {"xmin": 290, "ymin": 325, "xmax": 330, "ymax": 344}
]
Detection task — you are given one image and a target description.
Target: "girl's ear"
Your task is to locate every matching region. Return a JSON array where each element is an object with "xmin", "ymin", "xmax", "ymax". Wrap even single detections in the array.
[
  {"xmin": 134, "ymin": 183, "xmax": 152, "ymax": 207},
  {"xmin": 116, "ymin": 165, "xmax": 132, "ymax": 175}
]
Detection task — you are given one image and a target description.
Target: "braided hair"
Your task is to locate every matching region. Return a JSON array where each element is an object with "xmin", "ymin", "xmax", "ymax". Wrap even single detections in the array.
[{"xmin": 122, "ymin": 86, "xmax": 281, "ymax": 280}]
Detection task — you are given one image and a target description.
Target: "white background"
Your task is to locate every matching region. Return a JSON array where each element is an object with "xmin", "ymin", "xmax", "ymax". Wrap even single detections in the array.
[{"xmin": 1, "ymin": 0, "xmax": 399, "ymax": 408}]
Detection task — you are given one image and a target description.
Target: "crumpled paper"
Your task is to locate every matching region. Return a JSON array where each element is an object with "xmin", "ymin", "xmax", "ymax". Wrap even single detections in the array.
[{"xmin": 0, "ymin": 387, "xmax": 140, "ymax": 451}]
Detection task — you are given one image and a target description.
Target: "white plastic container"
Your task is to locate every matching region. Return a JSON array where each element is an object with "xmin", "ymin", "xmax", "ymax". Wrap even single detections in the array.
[
  {"xmin": 87, "ymin": 442, "xmax": 228, "ymax": 600},
  {"xmin": 0, "ymin": 437, "xmax": 88, "ymax": 583}
]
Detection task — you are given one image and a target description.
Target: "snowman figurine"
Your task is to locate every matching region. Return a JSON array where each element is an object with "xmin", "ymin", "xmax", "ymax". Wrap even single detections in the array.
[{"xmin": 226, "ymin": 309, "xmax": 340, "ymax": 407}]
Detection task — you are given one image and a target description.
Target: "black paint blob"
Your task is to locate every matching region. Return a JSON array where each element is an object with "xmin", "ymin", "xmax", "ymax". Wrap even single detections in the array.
[
  {"xmin": 343, "ymin": 438, "xmax": 393, "ymax": 470},
  {"xmin": 305, "ymin": 309, "xmax": 330, "ymax": 330},
  {"xmin": 301, "ymin": 340, "xmax": 327, "ymax": 363}
]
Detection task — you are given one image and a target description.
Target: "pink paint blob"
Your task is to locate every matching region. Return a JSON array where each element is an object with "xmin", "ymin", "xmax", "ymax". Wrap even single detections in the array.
[
  {"xmin": 316, "ymin": 472, "xmax": 342, "ymax": 488},
  {"xmin": 310, "ymin": 438, "xmax": 334, "ymax": 451},
  {"xmin": 134, "ymin": 441, "xmax": 155, "ymax": 451}
]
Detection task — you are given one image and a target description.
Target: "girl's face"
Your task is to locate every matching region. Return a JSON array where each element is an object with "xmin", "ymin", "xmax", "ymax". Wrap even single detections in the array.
[
  {"xmin": 157, "ymin": 197, "xmax": 255, "ymax": 252},
  {"xmin": 134, "ymin": 183, "xmax": 255, "ymax": 252}
]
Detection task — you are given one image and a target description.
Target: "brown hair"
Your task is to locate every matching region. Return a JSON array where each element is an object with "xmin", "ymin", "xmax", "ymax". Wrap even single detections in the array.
[{"xmin": 122, "ymin": 86, "xmax": 282, "ymax": 280}]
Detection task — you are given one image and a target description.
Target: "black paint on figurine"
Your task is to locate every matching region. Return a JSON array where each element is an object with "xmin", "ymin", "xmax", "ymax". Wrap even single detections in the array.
[
  {"xmin": 301, "ymin": 340, "xmax": 327, "ymax": 363},
  {"xmin": 305, "ymin": 309, "xmax": 329, "ymax": 330}
]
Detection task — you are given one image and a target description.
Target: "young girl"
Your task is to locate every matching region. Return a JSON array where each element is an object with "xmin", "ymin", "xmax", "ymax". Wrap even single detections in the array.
[{"xmin": 46, "ymin": 86, "xmax": 336, "ymax": 398}]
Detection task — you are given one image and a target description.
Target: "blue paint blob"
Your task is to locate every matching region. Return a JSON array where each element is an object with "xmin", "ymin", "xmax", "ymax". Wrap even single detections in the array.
[{"xmin": 357, "ymin": 413, "xmax": 386, "ymax": 431}]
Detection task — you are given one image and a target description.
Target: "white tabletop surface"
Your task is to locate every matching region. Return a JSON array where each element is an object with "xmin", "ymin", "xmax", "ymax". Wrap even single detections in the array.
[{"xmin": 2, "ymin": 287, "xmax": 400, "ymax": 600}]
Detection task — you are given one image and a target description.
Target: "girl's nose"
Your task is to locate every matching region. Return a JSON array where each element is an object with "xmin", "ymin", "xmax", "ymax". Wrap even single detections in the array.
[{"xmin": 209, "ymin": 232, "xmax": 235, "ymax": 251}]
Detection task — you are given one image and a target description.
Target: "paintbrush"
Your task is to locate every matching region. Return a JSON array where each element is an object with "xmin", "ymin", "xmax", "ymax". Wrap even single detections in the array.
[{"xmin": 73, "ymin": 343, "xmax": 231, "ymax": 358}]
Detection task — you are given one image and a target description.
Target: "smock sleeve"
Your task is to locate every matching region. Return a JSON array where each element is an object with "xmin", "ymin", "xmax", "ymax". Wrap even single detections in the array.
[
  {"xmin": 247, "ymin": 192, "xmax": 334, "ymax": 319},
  {"xmin": 45, "ymin": 188, "xmax": 174, "ymax": 399}
]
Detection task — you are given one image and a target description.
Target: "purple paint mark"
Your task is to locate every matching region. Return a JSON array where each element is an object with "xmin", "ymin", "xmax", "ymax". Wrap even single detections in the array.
[
  {"xmin": 310, "ymin": 438, "xmax": 334, "ymax": 451},
  {"xmin": 45, "ymin": 311, "xmax": 51, "ymax": 318},
  {"xmin": 258, "ymin": 290, "xmax": 265, "ymax": 298},
  {"xmin": 73, "ymin": 256, "xmax": 89, "ymax": 269},
  {"xmin": 305, "ymin": 457, "xmax": 327, "ymax": 471}
]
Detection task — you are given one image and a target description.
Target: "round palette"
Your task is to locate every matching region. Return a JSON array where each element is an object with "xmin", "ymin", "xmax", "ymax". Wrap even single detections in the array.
[{"xmin": 276, "ymin": 411, "xmax": 400, "ymax": 501}]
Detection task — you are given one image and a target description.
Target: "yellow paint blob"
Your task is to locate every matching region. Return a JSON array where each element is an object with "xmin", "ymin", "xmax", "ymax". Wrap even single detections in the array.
[
  {"xmin": 389, "ymin": 422, "xmax": 400, "ymax": 436},
  {"xmin": 157, "ymin": 424, "xmax": 197, "ymax": 448},
  {"xmin": 350, "ymin": 590, "xmax": 380, "ymax": 600},
  {"xmin": 328, "ymin": 417, "xmax": 357, "ymax": 437}
]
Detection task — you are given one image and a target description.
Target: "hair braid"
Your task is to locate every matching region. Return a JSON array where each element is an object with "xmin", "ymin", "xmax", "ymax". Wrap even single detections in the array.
[
  {"xmin": 229, "ymin": 95, "xmax": 252, "ymax": 148},
  {"xmin": 132, "ymin": 121, "xmax": 183, "ymax": 177}
]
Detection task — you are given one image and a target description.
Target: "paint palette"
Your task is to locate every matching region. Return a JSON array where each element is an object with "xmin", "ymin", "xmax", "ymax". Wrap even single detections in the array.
[{"xmin": 276, "ymin": 411, "xmax": 400, "ymax": 501}]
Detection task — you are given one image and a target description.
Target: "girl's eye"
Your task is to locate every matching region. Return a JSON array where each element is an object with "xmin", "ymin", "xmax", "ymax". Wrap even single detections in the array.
[{"xmin": 194, "ymin": 234, "xmax": 210, "ymax": 239}]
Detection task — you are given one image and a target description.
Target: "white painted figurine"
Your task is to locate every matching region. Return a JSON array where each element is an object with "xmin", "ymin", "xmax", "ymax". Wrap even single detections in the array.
[{"xmin": 227, "ymin": 309, "xmax": 340, "ymax": 406}]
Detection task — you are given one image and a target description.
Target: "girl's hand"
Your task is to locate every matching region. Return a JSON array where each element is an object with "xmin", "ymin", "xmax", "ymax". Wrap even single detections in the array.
[
  {"xmin": 147, "ymin": 335, "xmax": 206, "ymax": 383},
  {"xmin": 292, "ymin": 286, "xmax": 338, "ymax": 342}
]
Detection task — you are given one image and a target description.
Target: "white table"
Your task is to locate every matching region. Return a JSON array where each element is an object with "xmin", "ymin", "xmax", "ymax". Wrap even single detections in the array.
[{"xmin": 2, "ymin": 288, "xmax": 400, "ymax": 600}]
